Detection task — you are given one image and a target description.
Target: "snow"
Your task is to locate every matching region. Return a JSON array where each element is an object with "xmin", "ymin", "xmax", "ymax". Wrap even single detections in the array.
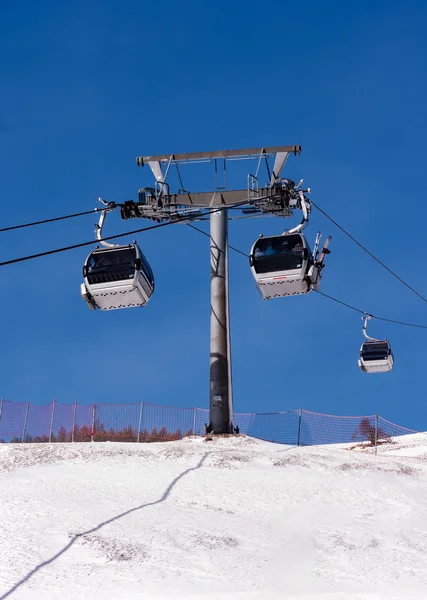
[{"xmin": 1, "ymin": 434, "xmax": 427, "ymax": 600}]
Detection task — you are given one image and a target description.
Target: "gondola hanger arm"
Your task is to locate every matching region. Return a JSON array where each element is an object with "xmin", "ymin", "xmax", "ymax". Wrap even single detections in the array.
[
  {"xmin": 95, "ymin": 198, "xmax": 119, "ymax": 249},
  {"xmin": 362, "ymin": 314, "xmax": 377, "ymax": 341},
  {"xmin": 283, "ymin": 190, "xmax": 310, "ymax": 235}
]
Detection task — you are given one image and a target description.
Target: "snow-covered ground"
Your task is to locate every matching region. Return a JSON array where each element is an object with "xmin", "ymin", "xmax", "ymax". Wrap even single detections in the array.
[{"xmin": 1, "ymin": 434, "xmax": 427, "ymax": 600}]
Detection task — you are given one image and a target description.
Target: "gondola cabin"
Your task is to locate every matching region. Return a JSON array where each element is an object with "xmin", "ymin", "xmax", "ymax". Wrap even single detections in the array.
[
  {"xmin": 249, "ymin": 233, "xmax": 320, "ymax": 299},
  {"xmin": 80, "ymin": 244, "xmax": 154, "ymax": 310},
  {"xmin": 358, "ymin": 340, "xmax": 394, "ymax": 373}
]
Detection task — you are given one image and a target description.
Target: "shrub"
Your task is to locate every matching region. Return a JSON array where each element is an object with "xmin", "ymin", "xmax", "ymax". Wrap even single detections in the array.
[{"xmin": 352, "ymin": 418, "xmax": 392, "ymax": 446}]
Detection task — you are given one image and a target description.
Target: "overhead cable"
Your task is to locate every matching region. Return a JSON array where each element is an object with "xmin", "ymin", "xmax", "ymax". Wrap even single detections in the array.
[
  {"xmin": 0, "ymin": 202, "xmax": 252, "ymax": 268},
  {"xmin": 5, "ymin": 194, "xmax": 427, "ymax": 330},
  {"xmin": 314, "ymin": 290, "xmax": 427, "ymax": 330},
  {"xmin": 0, "ymin": 208, "xmax": 107, "ymax": 233},
  {"xmin": 189, "ymin": 225, "xmax": 427, "ymax": 331},
  {"xmin": 311, "ymin": 201, "xmax": 427, "ymax": 304},
  {"xmin": 186, "ymin": 223, "xmax": 249, "ymax": 258}
]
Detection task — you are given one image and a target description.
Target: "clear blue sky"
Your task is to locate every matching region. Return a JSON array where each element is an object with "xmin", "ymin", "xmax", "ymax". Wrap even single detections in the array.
[{"xmin": 0, "ymin": 0, "xmax": 426, "ymax": 429}]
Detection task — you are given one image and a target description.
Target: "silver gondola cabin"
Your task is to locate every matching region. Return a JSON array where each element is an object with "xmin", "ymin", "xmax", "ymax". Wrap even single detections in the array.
[
  {"xmin": 249, "ymin": 188, "xmax": 331, "ymax": 299},
  {"xmin": 80, "ymin": 207, "xmax": 154, "ymax": 311},
  {"xmin": 358, "ymin": 316, "xmax": 394, "ymax": 373}
]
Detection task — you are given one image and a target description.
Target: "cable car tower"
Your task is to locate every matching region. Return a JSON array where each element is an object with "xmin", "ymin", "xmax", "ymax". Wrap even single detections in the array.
[{"xmin": 84, "ymin": 146, "xmax": 331, "ymax": 434}]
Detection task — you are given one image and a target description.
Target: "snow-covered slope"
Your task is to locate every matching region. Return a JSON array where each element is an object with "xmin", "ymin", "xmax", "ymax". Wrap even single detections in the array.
[{"xmin": 1, "ymin": 434, "xmax": 427, "ymax": 600}]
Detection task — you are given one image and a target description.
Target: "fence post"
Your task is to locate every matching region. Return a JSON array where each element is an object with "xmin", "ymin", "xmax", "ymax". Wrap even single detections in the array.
[
  {"xmin": 0, "ymin": 397, "xmax": 3, "ymax": 422},
  {"xmin": 374, "ymin": 414, "xmax": 378, "ymax": 455},
  {"xmin": 91, "ymin": 403, "xmax": 96, "ymax": 442},
  {"xmin": 297, "ymin": 408, "xmax": 303, "ymax": 446},
  {"xmin": 49, "ymin": 398, "xmax": 56, "ymax": 443},
  {"xmin": 22, "ymin": 401, "xmax": 30, "ymax": 443},
  {"xmin": 137, "ymin": 402, "xmax": 144, "ymax": 443},
  {"xmin": 71, "ymin": 400, "xmax": 77, "ymax": 442},
  {"xmin": 193, "ymin": 406, "xmax": 197, "ymax": 435}
]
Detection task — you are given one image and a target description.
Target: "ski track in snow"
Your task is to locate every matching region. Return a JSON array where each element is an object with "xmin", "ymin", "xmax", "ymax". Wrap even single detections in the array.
[{"xmin": 1, "ymin": 434, "xmax": 427, "ymax": 599}]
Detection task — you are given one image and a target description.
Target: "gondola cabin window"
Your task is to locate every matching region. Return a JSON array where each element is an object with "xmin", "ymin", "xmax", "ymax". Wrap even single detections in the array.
[
  {"xmin": 253, "ymin": 234, "xmax": 304, "ymax": 274},
  {"xmin": 86, "ymin": 248, "xmax": 136, "ymax": 284},
  {"xmin": 361, "ymin": 342, "xmax": 391, "ymax": 361}
]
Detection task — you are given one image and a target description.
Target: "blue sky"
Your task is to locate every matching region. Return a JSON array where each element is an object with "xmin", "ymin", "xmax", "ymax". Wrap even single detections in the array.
[{"xmin": 0, "ymin": 0, "xmax": 426, "ymax": 430}]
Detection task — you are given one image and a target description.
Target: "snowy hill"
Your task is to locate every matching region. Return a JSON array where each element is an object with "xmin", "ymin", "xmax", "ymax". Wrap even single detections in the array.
[{"xmin": 1, "ymin": 435, "xmax": 427, "ymax": 600}]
